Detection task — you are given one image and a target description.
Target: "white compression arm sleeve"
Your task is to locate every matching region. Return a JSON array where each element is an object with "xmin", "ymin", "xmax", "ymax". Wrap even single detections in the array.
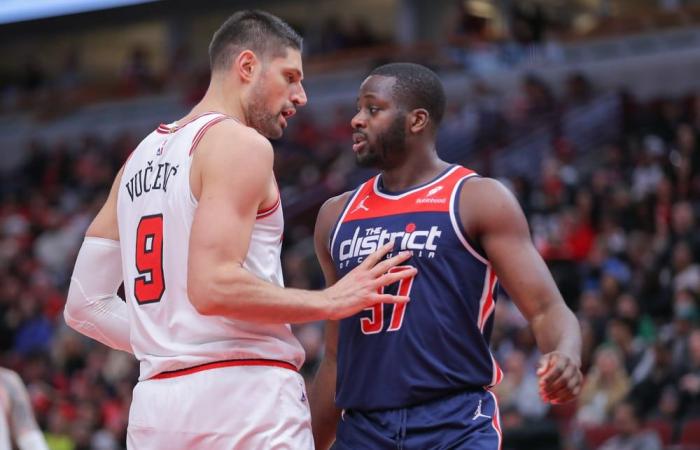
[{"xmin": 64, "ymin": 237, "xmax": 132, "ymax": 353}]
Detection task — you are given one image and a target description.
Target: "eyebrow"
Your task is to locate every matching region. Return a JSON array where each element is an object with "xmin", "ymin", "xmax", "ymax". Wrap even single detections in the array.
[{"xmin": 356, "ymin": 94, "xmax": 378, "ymax": 102}]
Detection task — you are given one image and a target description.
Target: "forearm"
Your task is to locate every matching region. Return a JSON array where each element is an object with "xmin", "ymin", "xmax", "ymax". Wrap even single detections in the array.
[
  {"xmin": 64, "ymin": 238, "xmax": 132, "ymax": 353},
  {"xmin": 530, "ymin": 301, "xmax": 582, "ymax": 366},
  {"xmin": 189, "ymin": 264, "xmax": 330, "ymax": 323},
  {"xmin": 310, "ymin": 356, "xmax": 341, "ymax": 450}
]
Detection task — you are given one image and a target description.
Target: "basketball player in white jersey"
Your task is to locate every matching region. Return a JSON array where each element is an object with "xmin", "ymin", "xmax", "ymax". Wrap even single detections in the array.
[
  {"xmin": 0, "ymin": 368, "xmax": 48, "ymax": 450},
  {"xmin": 63, "ymin": 10, "xmax": 415, "ymax": 449}
]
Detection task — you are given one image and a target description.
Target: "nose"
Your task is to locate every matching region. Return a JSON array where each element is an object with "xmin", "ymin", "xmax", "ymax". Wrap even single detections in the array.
[
  {"xmin": 351, "ymin": 111, "xmax": 366, "ymax": 130},
  {"xmin": 291, "ymin": 82, "xmax": 307, "ymax": 107}
]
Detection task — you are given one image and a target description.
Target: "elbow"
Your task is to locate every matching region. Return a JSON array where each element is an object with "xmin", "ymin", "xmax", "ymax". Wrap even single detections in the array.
[
  {"xmin": 188, "ymin": 271, "xmax": 243, "ymax": 316},
  {"xmin": 63, "ymin": 306, "xmax": 78, "ymax": 330},
  {"xmin": 64, "ymin": 281, "xmax": 83, "ymax": 329},
  {"xmin": 188, "ymin": 278, "xmax": 218, "ymax": 316},
  {"xmin": 188, "ymin": 264, "xmax": 251, "ymax": 317}
]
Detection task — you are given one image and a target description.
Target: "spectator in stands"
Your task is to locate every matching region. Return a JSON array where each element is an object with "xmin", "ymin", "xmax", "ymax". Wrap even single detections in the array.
[
  {"xmin": 494, "ymin": 349, "xmax": 549, "ymax": 420},
  {"xmin": 678, "ymin": 327, "xmax": 700, "ymax": 418},
  {"xmin": 606, "ymin": 316, "xmax": 645, "ymax": 379},
  {"xmin": 628, "ymin": 335, "xmax": 678, "ymax": 417},
  {"xmin": 598, "ymin": 400, "xmax": 662, "ymax": 450},
  {"xmin": 576, "ymin": 346, "xmax": 630, "ymax": 426}
]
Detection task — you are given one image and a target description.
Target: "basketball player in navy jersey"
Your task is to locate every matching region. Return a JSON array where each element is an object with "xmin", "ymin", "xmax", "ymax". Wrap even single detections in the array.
[{"xmin": 310, "ymin": 63, "xmax": 583, "ymax": 449}]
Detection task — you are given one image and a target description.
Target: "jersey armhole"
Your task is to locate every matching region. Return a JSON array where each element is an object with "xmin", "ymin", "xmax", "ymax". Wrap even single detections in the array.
[
  {"xmin": 328, "ymin": 187, "xmax": 362, "ymax": 261},
  {"xmin": 450, "ymin": 174, "xmax": 489, "ymax": 264},
  {"xmin": 186, "ymin": 115, "xmax": 236, "ymax": 208}
]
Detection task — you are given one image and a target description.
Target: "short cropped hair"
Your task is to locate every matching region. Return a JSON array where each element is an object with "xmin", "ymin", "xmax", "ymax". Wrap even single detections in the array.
[
  {"xmin": 369, "ymin": 63, "xmax": 446, "ymax": 126},
  {"xmin": 209, "ymin": 10, "xmax": 302, "ymax": 72}
]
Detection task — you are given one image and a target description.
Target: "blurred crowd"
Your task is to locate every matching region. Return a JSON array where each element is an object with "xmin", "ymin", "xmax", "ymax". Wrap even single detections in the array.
[{"xmin": 1, "ymin": 60, "xmax": 700, "ymax": 449}]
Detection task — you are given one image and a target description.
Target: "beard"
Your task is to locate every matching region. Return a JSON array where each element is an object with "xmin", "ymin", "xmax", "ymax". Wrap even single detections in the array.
[
  {"xmin": 356, "ymin": 113, "xmax": 406, "ymax": 169},
  {"xmin": 247, "ymin": 78, "xmax": 283, "ymax": 139}
]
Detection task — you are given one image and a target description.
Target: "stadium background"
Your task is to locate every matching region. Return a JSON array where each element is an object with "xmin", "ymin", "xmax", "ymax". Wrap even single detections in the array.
[{"xmin": 1, "ymin": 0, "xmax": 699, "ymax": 448}]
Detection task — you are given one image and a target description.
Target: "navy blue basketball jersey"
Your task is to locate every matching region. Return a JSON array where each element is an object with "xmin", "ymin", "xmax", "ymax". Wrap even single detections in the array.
[{"xmin": 330, "ymin": 165, "xmax": 503, "ymax": 410}]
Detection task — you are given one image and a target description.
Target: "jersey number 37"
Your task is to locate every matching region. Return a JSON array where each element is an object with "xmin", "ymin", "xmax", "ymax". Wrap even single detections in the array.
[{"xmin": 360, "ymin": 266, "xmax": 415, "ymax": 334}]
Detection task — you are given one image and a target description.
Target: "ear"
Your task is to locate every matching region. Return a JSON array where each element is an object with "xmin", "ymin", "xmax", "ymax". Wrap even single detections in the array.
[
  {"xmin": 408, "ymin": 109, "xmax": 430, "ymax": 134},
  {"xmin": 234, "ymin": 50, "xmax": 258, "ymax": 82}
]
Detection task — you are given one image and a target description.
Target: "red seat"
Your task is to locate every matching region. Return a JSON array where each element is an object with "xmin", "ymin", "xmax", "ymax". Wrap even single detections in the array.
[
  {"xmin": 644, "ymin": 418, "xmax": 673, "ymax": 446},
  {"xmin": 583, "ymin": 424, "xmax": 618, "ymax": 449},
  {"xmin": 679, "ymin": 417, "xmax": 700, "ymax": 449}
]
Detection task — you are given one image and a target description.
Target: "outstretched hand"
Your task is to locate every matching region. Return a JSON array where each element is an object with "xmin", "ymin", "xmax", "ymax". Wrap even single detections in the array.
[
  {"xmin": 324, "ymin": 242, "xmax": 416, "ymax": 320},
  {"xmin": 536, "ymin": 351, "xmax": 583, "ymax": 404}
]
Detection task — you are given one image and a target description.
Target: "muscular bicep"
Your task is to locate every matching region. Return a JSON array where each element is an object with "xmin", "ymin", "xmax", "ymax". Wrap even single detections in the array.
[
  {"xmin": 313, "ymin": 194, "xmax": 350, "ymax": 287},
  {"xmin": 462, "ymin": 178, "xmax": 565, "ymax": 321},
  {"xmin": 188, "ymin": 125, "xmax": 273, "ymax": 279},
  {"xmin": 86, "ymin": 166, "xmax": 124, "ymax": 240}
]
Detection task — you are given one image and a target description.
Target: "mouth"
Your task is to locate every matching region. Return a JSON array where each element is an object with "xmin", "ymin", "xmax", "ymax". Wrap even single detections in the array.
[
  {"xmin": 352, "ymin": 132, "xmax": 367, "ymax": 153},
  {"xmin": 279, "ymin": 108, "xmax": 296, "ymax": 129}
]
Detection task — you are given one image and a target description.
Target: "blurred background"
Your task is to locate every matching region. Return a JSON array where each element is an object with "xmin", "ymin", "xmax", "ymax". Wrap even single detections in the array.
[{"xmin": 1, "ymin": 0, "xmax": 699, "ymax": 449}]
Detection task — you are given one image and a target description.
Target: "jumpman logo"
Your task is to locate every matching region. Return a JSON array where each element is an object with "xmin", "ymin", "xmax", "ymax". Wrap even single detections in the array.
[
  {"xmin": 472, "ymin": 399, "xmax": 491, "ymax": 421},
  {"xmin": 351, "ymin": 195, "xmax": 370, "ymax": 213}
]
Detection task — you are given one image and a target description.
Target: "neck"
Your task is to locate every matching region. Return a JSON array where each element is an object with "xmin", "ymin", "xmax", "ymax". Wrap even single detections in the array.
[
  {"xmin": 379, "ymin": 145, "xmax": 449, "ymax": 192},
  {"xmin": 181, "ymin": 75, "xmax": 246, "ymax": 125}
]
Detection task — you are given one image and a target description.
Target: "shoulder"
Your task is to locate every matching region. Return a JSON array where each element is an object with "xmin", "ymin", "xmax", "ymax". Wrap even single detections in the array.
[
  {"xmin": 319, "ymin": 191, "xmax": 355, "ymax": 218},
  {"xmin": 460, "ymin": 176, "xmax": 512, "ymax": 199},
  {"xmin": 314, "ymin": 190, "xmax": 355, "ymax": 244},
  {"xmin": 459, "ymin": 177, "xmax": 528, "ymax": 234},
  {"xmin": 196, "ymin": 120, "xmax": 273, "ymax": 169}
]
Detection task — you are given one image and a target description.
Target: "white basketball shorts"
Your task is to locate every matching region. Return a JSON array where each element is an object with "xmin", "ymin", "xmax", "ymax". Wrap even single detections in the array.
[{"xmin": 127, "ymin": 362, "xmax": 312, "ymax": 449}]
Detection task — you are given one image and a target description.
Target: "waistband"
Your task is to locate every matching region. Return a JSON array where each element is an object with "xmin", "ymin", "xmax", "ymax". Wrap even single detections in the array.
[{"xmin": 150, "ymin": 358, "xmax": 297, "ymax": 380}]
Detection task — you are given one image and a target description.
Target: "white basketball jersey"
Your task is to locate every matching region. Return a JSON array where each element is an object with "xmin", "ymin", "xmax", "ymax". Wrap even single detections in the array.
[{"xmin": 117, "ymin": 112, "xmax": 305, "ymax": 380}]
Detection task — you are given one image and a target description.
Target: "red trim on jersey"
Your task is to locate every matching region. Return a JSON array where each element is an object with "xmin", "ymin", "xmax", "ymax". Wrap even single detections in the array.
[
  {"xmin": 342, "ymin": 166, "xmax": 475, "ymax": 222},
  {"xmin": 495, "ymin": 360, "xmax": 504, "ymax": 384},
  {"xmin": 257, "ymin": 196, "xmax": 281, "ymax": 219},
  {"xmin": 189, "ymin": 115, "xmax": 230, "ymax": 156},
  {"xmin": 151, "ymin": 358, "xmax": 297, "ymax": 379},
  {"xmin": 478, "ymin": 269, "xmax": 498, "ymax": 332},
  {"xmin": 156, "ymin": 111, "xmax": 221, "ymax": 134}
]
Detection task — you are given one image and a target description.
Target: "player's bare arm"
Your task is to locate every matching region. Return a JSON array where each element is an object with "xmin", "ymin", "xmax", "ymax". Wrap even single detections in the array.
[
  {"xmin": 187, "ymin": 123, "xmax": 416, "ymax": 323},
  {"xmin": 64, "ymin": 167, "xmax": 132, "ymax": 354},
  {"xmin": 309, "ymin": 193, "xmax": 350, "ymax": 450},
  {"xmin": 460, "ymin": 177, "xmax": 583, "ymax": 404},
  {"xmin": 85, "ymin": 165, "xmax": 123, "ymax": 240}
]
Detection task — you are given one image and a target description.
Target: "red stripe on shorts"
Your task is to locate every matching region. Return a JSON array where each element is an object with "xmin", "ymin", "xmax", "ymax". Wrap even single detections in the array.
[{"xmin": 151, "ymin": 358, "xmax": 297, "ymax": 379}]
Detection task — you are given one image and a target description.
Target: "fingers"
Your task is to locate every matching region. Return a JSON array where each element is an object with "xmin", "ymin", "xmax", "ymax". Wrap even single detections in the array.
[
  {"xmin": 540, "ymin": 365, "xmax": 582, "ymax": 404},
  {"xmin": 371, "ymin": 294, "xmax": 410, "ymax": 304},
  {"xmin": 370, "ymin": 251, "xmax": 413, "ymax": 276},
  {"xmin": 375, "ymin": 267, "xmax": 417, "ymax": 288},
  {"xmin": 538, "ymin": 352, "xmax": 583, "ymax": 404},
  {"xmin": 359, "ymin": 242, "xmax": 395, "ymax": 268},
  {"xmin": 536, "ymin": 354, "xmax": 553, "ymax": 377}
]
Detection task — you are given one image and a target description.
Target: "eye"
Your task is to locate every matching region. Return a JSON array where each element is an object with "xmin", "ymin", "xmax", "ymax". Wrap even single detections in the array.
[{"xmin": 368, "ymin": 106, "xmax": 379, "ymax": 114}]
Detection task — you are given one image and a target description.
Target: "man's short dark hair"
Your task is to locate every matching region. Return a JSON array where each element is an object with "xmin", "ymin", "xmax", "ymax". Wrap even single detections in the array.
[
  {"xmin": 369, "ymin": 63, "xmax": 446, "ymax": 127},
  {"xmin": 209, "ymin": 10, "xmax": 302, "ymax": 72}
]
